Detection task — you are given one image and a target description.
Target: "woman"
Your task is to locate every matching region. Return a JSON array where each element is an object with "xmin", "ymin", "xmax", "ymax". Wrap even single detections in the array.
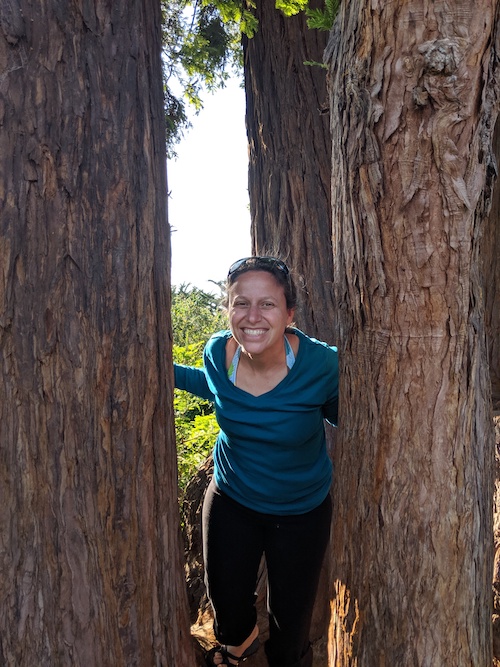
[{"xmin": 174, "ymin": 256, "xmax": 338, "ymax": 667}]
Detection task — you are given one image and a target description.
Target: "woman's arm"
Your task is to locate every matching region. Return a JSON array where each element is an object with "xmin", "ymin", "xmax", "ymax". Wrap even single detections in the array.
[
  {"xmin": 322, "ymin": 345, "xmax": 339, "ymax": 426},
  {"xmin": 322, "ymin": 396, "xmax": 338, "ymax": 426},
  {"xmin": 174, "ymin": 363, "xmax": 215, "ymax": 401}
]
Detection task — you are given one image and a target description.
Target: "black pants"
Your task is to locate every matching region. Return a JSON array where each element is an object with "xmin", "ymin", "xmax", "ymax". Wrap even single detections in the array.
[{"xmin": 202, "ymin": 480, "xmax": 332, "ymax": 667}]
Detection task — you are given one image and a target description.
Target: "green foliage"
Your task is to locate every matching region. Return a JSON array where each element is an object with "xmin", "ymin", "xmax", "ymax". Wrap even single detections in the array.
[
  {"xmin": 303, "ymin": 60, "xmax": 328, "ymax": 69},
  {"xmin": 176, "ymin": 413, "xmax": 219, "ymax": 494},
  {"xmin": 305, "ymin": 0, "xmax": 339, "ymax": 31},
  {"xmin": 161, "ymin": 0, "xmax": 338, "ymax": 153},
  {"xmin": 171, "ymin": 282, "xmax": 227, "ymax": 346},
  {"xmin": 172, "ymin": 284, "xmax": 227, "ymax": 494},
  {"xmin": 276, "ymin": 0, "xmax": 308, "ymax": 17},
  {"xmin": 213, "ymin": 0, "xmax": 259, "ymax": 39},
  {"xmin": 161, "ymin": 0, "xmax": 244, "ymax": 153}
]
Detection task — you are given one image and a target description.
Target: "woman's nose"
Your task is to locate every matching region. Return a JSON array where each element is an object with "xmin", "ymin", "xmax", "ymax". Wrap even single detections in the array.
[{"xmin": 247, "ymin": 304, "xmax": 261, "ymax": 322}]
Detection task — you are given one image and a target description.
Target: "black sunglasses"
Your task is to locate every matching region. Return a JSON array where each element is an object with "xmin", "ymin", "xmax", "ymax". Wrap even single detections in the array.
[{"xmin": 227, "ymin": 256, "xmax": 290, "ymax": 277}]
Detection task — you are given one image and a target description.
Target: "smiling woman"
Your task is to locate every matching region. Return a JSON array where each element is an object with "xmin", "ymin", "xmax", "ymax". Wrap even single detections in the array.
[
  {"xmin": 225, "ymin": 270, "xmax": 296, "ymax": 396},
  {"xmin": 173, "ymin": 255, "xmax": 338, "ymax": 667},
  {"xmin": 168, "ymin": 77, "xmax": 251, "ymax": 291}
]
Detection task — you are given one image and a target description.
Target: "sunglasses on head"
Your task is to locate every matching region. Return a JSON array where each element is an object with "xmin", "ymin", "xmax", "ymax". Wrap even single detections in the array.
[{"xmin": 227, "ymin": 256, "xmax": 290, "ymax": 277}]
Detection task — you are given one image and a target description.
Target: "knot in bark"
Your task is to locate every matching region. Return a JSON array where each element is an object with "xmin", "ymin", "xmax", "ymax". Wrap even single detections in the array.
[
  {"xmin": 419, "ymin": 38, "xmax": 460, "ymax": 76},
  {"xmin": 413, "ymin": 86, "xmax": 429, "ymax": 107}
]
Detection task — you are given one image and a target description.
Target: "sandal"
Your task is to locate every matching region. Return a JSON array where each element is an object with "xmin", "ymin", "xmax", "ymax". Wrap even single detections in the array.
[{"xmin": 205, "ymin": 637, "xmax": 260, "ymax": 666}]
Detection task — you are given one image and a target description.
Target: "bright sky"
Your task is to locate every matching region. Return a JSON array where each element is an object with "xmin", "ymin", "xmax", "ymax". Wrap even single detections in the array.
[{"xmin": 167, "ymin": 76, "xmax": 251, "ymax": 293}]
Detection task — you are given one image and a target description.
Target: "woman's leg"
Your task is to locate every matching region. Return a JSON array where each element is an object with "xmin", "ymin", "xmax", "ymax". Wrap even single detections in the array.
[
  {"xmin": 202, "ymin": 480, "xmax": 264, "ymax": 647},
  {"xmin": 263, "ymin": 494, "xmax": 332, "ymax": 667}
]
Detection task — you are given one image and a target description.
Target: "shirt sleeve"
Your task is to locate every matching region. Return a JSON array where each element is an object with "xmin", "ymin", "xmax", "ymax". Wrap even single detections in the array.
[
  {"xmin": 321, "ymin": 345, "xmax": 339, "ymax": 426},
  {"xmin": 173, "ymin": 363, "xmax": 215, "ymax": 401},
  {"xmin": 322, "ymin": 396, "xmax": 338, "ymax": 426}
]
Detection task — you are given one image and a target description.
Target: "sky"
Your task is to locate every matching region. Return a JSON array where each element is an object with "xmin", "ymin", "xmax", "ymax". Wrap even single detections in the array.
[{"xmin": 167, "ymin": 76, "xmax": 251, "ymax": 293}]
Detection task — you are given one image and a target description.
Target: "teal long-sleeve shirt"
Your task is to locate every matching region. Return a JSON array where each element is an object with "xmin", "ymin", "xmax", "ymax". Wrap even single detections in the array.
[{"xmin": 174, "ymin": 328, "xmax": 338, "ymax": 515}]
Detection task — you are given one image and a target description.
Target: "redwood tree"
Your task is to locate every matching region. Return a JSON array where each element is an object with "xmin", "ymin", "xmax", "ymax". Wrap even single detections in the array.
[
  {"xmin": 243, "ymin": 0, "xmax": 335, "ymax": 340},
  {"xmin": 326, "ymin": 1, "xmax": 498, "ymax": 664},
  {"xmin": 0, "ymin": 2, "xmax": 193, "ymax": 665}
]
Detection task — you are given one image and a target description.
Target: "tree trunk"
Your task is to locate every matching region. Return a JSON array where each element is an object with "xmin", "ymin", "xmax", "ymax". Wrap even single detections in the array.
[
  {"xmin": 484, "ymin": 122, "xmax": 500, "ymax": 411},
  {"xmin": 243, "ymin": 0, "xmax": 335, "ymax": 340},
  {"xmin": 326, "ymin": 1, "xmax": 497, "ymax": 664},
  {"xmin": 0, "ymin": 2, "xmax": 193, "ymax": 665}
]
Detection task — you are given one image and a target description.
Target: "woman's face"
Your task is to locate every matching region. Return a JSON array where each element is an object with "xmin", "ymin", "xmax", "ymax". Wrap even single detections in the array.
[{"xmin": 228, "ymin": 270, "xmax": 295, "ymax": 359}]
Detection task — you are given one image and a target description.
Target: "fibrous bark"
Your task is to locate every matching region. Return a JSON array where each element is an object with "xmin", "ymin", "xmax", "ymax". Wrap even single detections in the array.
[
  {"xmin": 0, "ymin": 2, "xmax": 193, "ymax": 665},
  {"xmin": 484, "ymin": 123, "xmax": 500, "ymax": 410},
  {"xmin": 326, "ymin": 1, "xmax": 498, "ymax": 664},
  {"xmin": 243, "ymin": 0, "xmax": 336, "ymax": 341}
]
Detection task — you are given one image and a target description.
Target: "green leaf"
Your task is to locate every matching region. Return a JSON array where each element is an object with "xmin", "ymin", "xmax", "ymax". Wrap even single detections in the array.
[
  {"xmin": 276, "ymin": 0, "xmax": 308, "ymax": 17},
  {"xmin": 305, "ymin": 0, "xmax": 339, "ymax": 31}
]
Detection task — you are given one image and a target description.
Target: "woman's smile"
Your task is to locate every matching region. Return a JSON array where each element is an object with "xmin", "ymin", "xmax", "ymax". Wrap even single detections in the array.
[{"xmin": 242, "ymin": 328, "xmax": 267, "ymax": 336}]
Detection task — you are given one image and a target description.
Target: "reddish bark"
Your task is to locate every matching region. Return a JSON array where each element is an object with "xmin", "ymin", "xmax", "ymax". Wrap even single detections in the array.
[
  {"xmin": 0, "ymin": 2, "xmax": 193, "ymax": 664},
  {"xmin": 326, "ymin": 1, "xmax": 498, "ymax": 664}
]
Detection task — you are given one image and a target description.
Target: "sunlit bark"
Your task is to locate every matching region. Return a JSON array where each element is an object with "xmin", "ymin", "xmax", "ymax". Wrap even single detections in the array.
[{"xmin": 326, "ymin": 1, "xmax": 498, "ymax": 664}]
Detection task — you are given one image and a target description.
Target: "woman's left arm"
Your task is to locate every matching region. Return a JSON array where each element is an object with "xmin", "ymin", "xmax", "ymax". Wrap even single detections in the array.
[
  {"xmin": 322, "ymin": 345, "xmax": 339, "ymax": 426},
  {"xmin": 174, "ymin": 363, "xmax": 215, "ymax": 401},
  {"xmin": 323, "ymin": 396, "xmax": 338, "ymax": 426}
]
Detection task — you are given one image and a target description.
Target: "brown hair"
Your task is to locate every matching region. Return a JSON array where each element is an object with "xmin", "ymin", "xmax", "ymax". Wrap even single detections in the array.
[{"xmin": 223, "ymin": 256, "xmax": 298, "ymax": 310}]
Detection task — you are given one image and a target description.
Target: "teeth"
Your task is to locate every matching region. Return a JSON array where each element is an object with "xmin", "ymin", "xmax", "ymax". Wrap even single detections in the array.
[{"xmin": 243, "ymin": 328, "xmax": 266, "ymax": 336}]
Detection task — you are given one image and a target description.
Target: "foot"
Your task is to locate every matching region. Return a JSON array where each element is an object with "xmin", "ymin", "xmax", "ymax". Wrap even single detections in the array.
[{"xmin": 206, "ymin": 626, "xmax": 259, "ymax": 666}]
